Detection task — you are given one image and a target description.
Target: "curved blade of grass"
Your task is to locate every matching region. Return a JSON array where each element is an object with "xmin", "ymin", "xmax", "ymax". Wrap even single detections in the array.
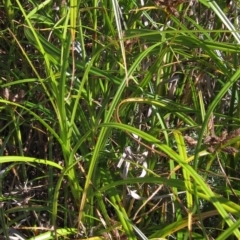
[
  {"xmin": 98, "ymin": 176, "xmax": 240, "ymax": 218},
  {"xmin": 117, "ymin": 97, "xmax": 197, "ymax": 127},
  {"xmin": 100, "ymin": 122, "xmax": 240, "ymax": 237},
  {"xmin": 200, "ymin": 0, "xmax": 240, "ymax": 43},
  {"xmin": 78, "ymin": 42, "xmax": 164, "ymax": 238},
  {"xmin": 0, "ymin": 156, "xmax": 62, "ymax": 170}
]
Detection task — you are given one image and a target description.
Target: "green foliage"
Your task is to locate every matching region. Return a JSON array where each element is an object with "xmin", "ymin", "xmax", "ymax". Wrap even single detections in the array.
[{"xmin": 1, "ymin": 0, "xmax": 240, "ymax": 239}]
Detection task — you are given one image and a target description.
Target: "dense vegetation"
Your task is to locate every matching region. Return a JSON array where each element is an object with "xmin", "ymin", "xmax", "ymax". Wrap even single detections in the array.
[{"xmin": 1, "ymin": 0, "xmax": 240, "ymax": 239}]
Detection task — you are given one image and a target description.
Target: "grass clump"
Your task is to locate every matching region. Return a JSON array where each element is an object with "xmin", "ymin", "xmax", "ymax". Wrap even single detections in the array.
[{"xmin": 1, "ymin": 0, "xmax": 240, "ymax": 239}]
